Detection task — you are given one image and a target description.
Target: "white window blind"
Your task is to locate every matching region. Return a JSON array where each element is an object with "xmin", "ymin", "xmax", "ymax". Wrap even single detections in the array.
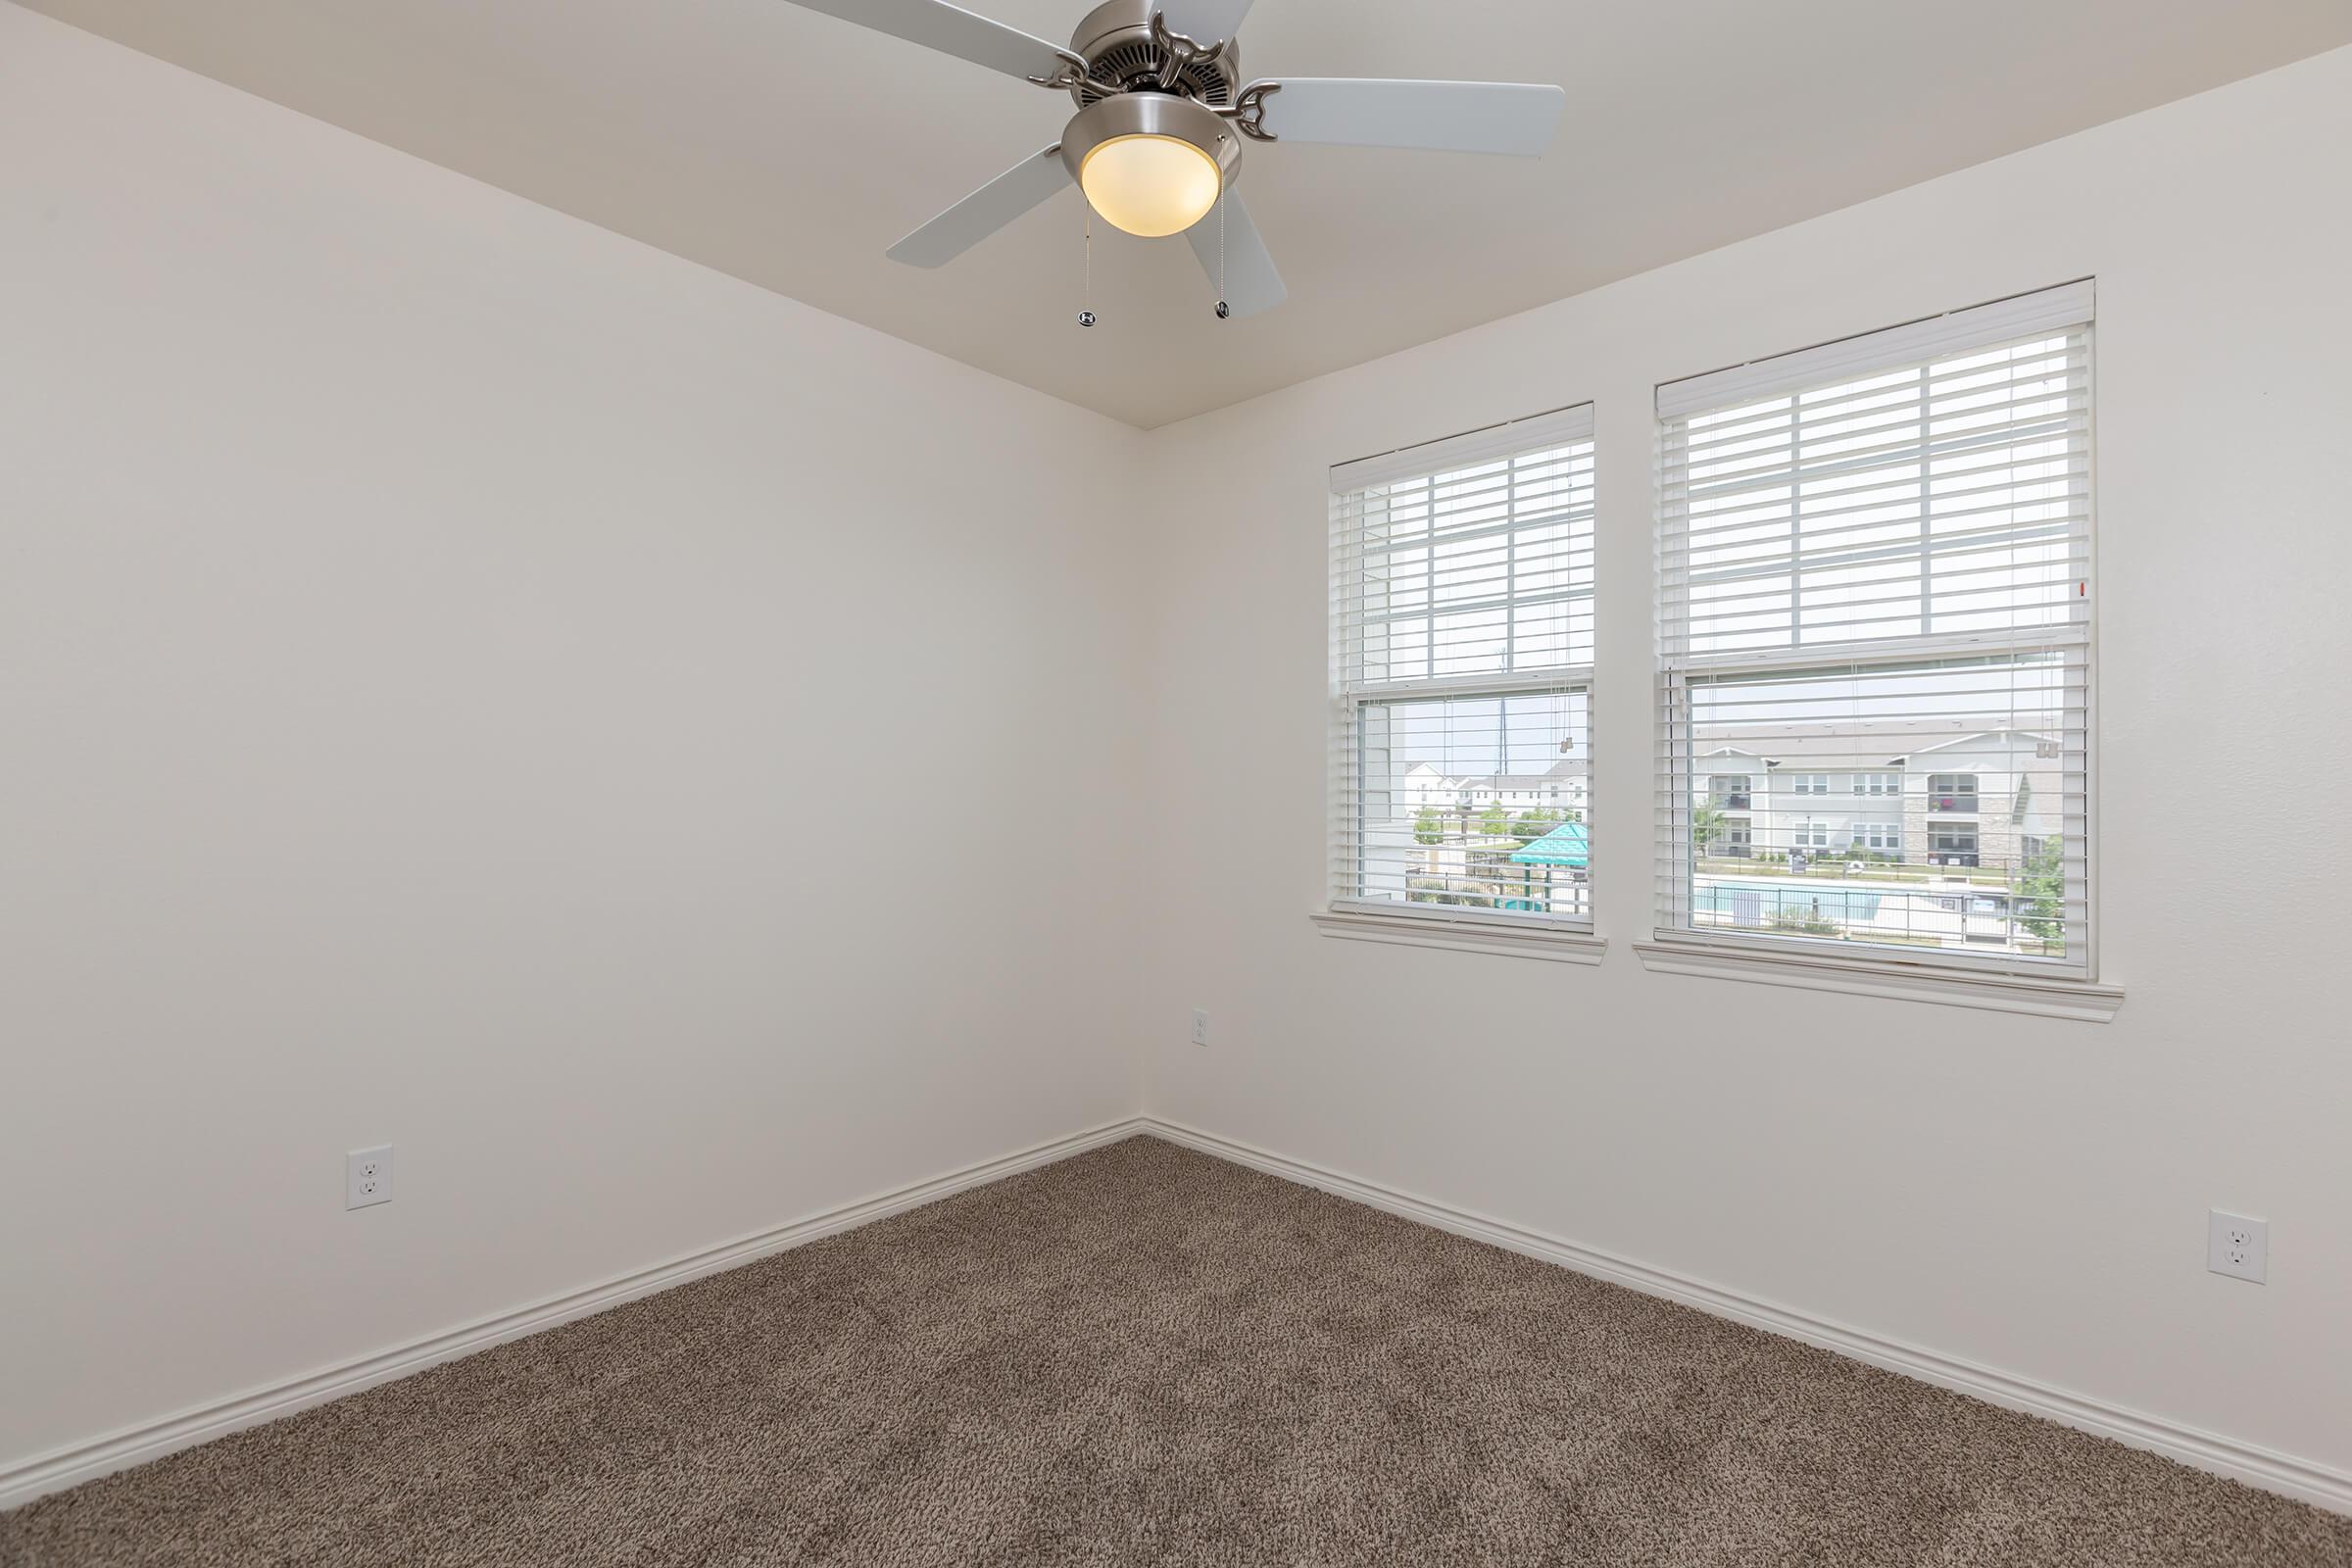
[
  {"xmin": 1331, "ymin": 406, "xmax": 1594, "ymax": 928},
  {"xmin": 1656, "ymin": 283, "xmax": 2092, "ymax": 973}
]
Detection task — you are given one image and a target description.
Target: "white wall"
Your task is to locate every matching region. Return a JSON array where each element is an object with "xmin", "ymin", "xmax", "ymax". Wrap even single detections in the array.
[
  {"xmin": 0, "ymin": 5, "xmax": 1145, "ymax": 1471},
  {"xmin": 1139, "ymin": 45, "xmax": 2352, "ymax": 1479}
]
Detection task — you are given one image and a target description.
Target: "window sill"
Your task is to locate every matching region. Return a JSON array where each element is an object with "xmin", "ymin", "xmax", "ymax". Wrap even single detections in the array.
[
  {"xmin": 1310, "ymin": 909, "xmax": 1606, "ymax": 964},
  {"xmin": 1633, "ymin": 937, "xmax": 2123, "ymax": 1022}
]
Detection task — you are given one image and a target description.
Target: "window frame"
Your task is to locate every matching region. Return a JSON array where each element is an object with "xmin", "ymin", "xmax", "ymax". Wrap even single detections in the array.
[
  {"xmin": 1706, "ymin": 772, "xmax": 1753, "ymax": 809},
  {"xmin": 1646, "ymin": 282, "xmax": 2113, "ymax": 1016},
  {"xmin": 1322, "ymin": 404, "xmax": 1602, "ymax": 960},
  {"xmin": 1927, "ymin": 773, "xmax": 1982, "ymax": 813}
]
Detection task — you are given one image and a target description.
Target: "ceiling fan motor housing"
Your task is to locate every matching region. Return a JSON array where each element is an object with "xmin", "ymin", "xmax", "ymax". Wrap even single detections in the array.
[
  {"xmin": 1058, "ymin": 91, "xmax": 1241, "ymax": 191},
  {"xmin": 1066, "ymin": 0, "xmax": 1242, "ymax": 107},
  {"xmin": 1060, "ymin": 2, "xmax": 1246, "ymax": 198}
]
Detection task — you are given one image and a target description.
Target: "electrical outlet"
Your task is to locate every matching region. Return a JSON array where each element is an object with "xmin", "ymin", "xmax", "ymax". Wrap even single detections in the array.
[
  {"xmin": 346, "ymin": 1146, "xmax": 394, "ymax": 1210},
  {"xmin": 2207, "ymin": 1209, "xmax": 2267, "ymax": 1284},
  {"xmin": 1191, "ymin": 1008, "xmax": 1209, "ymax": 1046}
]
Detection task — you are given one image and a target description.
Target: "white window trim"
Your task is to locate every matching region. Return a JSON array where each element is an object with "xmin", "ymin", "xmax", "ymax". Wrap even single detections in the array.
[
  {"xmin": 1313, "ymin": 906, "xmax": 1607, "ymax": 963},
  {"xmin": 1634, "ymin": 933, "xmax": 2122, "ymax": 1021},
  {"xmin": 1652, "ymin": 281, "xmax": 2114, "ymax": 1012}
]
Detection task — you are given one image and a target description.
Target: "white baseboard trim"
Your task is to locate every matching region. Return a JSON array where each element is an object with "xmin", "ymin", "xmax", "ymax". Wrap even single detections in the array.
[
  {"xmin": 0, "ymin": 1115, "xmax": 1149, "ymax": 1512},
  {"xmin": 1138, "ymin": 1116, "xmax": 2352, "ymax": 1517},
  {"xmin": 14, "ymin": 1113, "xmax": 2344, "ymax": 1520}
]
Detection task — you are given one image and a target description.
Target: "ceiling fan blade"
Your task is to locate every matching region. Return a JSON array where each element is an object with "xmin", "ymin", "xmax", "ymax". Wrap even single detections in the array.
[
  {"xmin": 1186, "ymin": 191, "xmax": 1285, "ymax": 318},
  {"xmin": 1254, "ymin": 78, "xmax": 1566, "ymax": 156},
  {"xmin": 780, "ymin": 0, "xmax": 1070, "ymax": 84},
  {"xmin": 887, "ymin": 147, "xmax": 1072, "ymax": 268},
  {"xmin": 1157, "ymin": 0, "xmax": 1258, "ymax": 45}
]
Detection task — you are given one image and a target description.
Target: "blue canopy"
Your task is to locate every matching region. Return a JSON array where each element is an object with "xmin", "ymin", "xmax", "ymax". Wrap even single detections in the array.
[{"xmin": 1509, "ymin": 818, "xmax": 1589, "ymax": 867}]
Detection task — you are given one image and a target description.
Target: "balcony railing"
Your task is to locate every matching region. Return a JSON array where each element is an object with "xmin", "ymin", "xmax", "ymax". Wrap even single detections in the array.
[
  {"xmin": 1928, "ymin": 795, "xmax": 1981, "ymax": 814},
  {"xmin": 1709, "ymin": 792, "xmax": 1751, "ymax": 809}
]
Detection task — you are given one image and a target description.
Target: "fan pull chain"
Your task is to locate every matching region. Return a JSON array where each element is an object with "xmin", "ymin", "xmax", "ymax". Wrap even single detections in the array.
[
  {"xmin": 1214, "ymin": 187, "xmax": 1230, "ymax": 320},
  {"xmin": 1078, "ymin": 206, "xmax": 1096, "ymax": 328}
]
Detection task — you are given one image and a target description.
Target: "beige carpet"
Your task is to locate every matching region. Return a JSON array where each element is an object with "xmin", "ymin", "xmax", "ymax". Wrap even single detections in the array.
[{"xmin": 4, "ymin": 1136, "xmax": 2346, "ymax": 1566}]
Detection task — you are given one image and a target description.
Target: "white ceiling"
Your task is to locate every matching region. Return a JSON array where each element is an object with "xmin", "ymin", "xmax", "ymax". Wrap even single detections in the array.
[{"xmin": 24, "ymin": 0, "xmax": 2350, "ymax": 427}]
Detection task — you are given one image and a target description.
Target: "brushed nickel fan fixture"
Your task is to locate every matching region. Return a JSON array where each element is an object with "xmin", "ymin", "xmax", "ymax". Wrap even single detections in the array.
[{"xmin": 783, "ymin": 0, "xmax": 1568, "ymax": 318}]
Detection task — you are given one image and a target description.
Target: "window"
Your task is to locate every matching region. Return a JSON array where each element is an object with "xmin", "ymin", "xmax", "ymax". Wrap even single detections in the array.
[
  {"xmin": 1656, "ymin": 282, "xmax": 2091, "ymax": 975},
  {"xmin": 1930, "ymin": 821, "xmax": 1981, "ymax": 865},
  {"xmin": 1706, "ymin": 773, "xmax": 1752, "ymax": 808},
  {"xmin": 1331, "ymin": 406, "xmax": 1594, "ymax": 931},
  {"xmin": 1928, "ymin": 773, "xmax": 1980, "ymax": 812}
]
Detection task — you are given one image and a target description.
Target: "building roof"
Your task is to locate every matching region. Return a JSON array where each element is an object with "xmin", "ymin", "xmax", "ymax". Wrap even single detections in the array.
[
  {"xmin": 1695, "ymin": 720, "xmax": 2059, "ymax": 764},
  {"xmin": 1404, "ymin": 759, "xmax": 1589, "ymax": 789},
  {"xmin": 1484, "ymin": 770, "xmax": 1589, "ymax": 792},
  {"xmin": 1510, "ymin": 817, "xmax": 1591, "ymax": 867}
]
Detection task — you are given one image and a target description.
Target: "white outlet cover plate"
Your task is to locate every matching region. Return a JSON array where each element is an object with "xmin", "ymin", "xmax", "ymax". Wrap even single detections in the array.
[
  {"xmin": 2207, "ymin": 1209, "xmax": 2268, "ymax": 1283},
  {"xmin": 1191, "ymin": 1008, "xmax": 1209, "ymax": 1046},
  {"xmin": 347, "ymin": 1145, "xmax": 394, "ymax": 1210}
]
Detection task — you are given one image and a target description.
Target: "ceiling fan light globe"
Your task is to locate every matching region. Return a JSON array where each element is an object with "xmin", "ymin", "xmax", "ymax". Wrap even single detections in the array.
[
  {"xmin": 1080, "ymin": 134, "xmax": 1221, "ymax": 237},
  {"xmin": 1059, "ymin": 91, "xmax": 1240, "ymax": 239}
]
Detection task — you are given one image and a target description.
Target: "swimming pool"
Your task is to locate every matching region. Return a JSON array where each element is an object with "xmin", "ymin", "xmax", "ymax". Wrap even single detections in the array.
[{"xmin": 1693, "ymin": 879, "xmax": 1885, "ymax": 923}]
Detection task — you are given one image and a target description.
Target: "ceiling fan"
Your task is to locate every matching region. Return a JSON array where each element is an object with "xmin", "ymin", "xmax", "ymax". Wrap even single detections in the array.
[{"xmin": 782, "ymin": 0, "xmax": 1567, "ymax": 318}]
